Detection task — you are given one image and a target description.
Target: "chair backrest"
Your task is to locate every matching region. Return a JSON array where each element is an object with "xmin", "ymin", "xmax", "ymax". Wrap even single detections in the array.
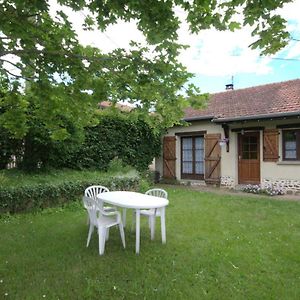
[
  {"xmin": 84, "ymin": 185, "xmax": 109, "ymax": 200},
  {"xmin": 145, "ymin": 188, "xmax": 168, "ymax": 199},
  {"xmin": 82, "ymin": 196, "xmax": 99, "ymax": 225},
  {"xmin": 84, "ymin": 185, "xmax": 109, "ymax": 210}
]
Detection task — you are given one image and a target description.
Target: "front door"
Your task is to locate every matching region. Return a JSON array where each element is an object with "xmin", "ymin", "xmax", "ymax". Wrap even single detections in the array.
[{"xmin": 238, "ymin": 132, "xmax": 260, "ymax": 184}]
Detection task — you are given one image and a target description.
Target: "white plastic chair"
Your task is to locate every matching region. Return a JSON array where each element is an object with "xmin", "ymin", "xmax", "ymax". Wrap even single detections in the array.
[
  {"xmin": 83, "ymin": 196, "xmax": 126, "ymax": 255},
  {"xmin": 136, "ymin": 188, "xmax": 168, "ymax": 240},
  {"xmin": 84, "ymin": 186, "xmax": 115, "ymax": 224}
]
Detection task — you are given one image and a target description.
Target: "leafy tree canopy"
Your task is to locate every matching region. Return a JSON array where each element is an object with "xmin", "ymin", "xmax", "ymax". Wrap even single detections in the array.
[{"xmin": 0, "ymin": 0, "xmax": 293, "ymax": 139}]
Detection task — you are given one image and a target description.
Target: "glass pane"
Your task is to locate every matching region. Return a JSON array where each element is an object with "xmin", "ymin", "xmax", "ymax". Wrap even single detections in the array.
[
  {"xmin": 284, "ymin": 131, "xmax": 296, "ymax": 141},
  {"xmin": 182, "ymin": 162, "xmax": 193, "ymax": 174},
  {"xmin": 285, "ymin": 141, "xmax": 296, "ymax": 150},
  {"xmin": 195, "ymin": 149, "xmax": 204, "ymax": 161},
  {"xmin": 242, "ymin": 143, "xmax": 248, "ymax": 152},
  {"xmin": 285, "ymin": 150, "xmax": 297, "ymax": 159},
  {"xmin": 283, "ymin": 131, "xmax": 298, "ymax": 159},
  {"xmin": 183, "ymin": 150, "xmax": 192, "ymax": 161},
  {"xmin": 241, "ymin": 135, "xmax": 258, "ymax": 159},
  {"xmin": 182, "ymin": 138, "xmax": 192, "ymax": 150},
  {"xmin": 242, "ymin": 151, "xmax": 249, "ymax": 159},
  {"xmin": 195, "ymin": 162, "xmax": 204, "ymax": 174},
  {"xmin": 195, "ymin": 137, "xmax": 204, "ymax": 149}
]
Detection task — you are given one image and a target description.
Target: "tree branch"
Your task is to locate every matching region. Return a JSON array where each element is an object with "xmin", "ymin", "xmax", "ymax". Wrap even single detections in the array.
[
  {"xmin": 1, "ymin": 58, "xmax": 36, "ymax": 81},
  {"xmin": 0, "ymin": 58, "xmax": 22, "ymax": 70},
  {"xmin": 5, "ymin": 68, "xmax": 33, "ymax": 81},
  {"xmin": 291, "ymin": 37, "xmax": 300, "ymax": 42},
  {"xmin": 0, "ymin": 49, "xmax": 114, "ymax": 62}
]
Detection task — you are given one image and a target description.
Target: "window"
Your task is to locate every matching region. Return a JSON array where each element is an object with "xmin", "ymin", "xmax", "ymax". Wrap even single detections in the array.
[
  {"xmin": 241, "ymin": 135, "xmax": 258, "ymax": 159},
  {"xmin": 181, "ymin": 136, "xmax": 204, "ymax": 179},
  {"xmin": 282, "ymin": 129, "xmax": 300, "ymax": 160}
]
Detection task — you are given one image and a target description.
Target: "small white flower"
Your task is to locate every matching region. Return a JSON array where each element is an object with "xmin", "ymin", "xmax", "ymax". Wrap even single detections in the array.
[{"xmin": 4, "ymin": 293, "xmax": 8, "ymax": 296}]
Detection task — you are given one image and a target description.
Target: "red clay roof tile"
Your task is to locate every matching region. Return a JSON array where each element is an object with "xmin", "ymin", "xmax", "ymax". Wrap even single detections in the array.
[{"xmin": 184, "ymin": 79, "xmax": 300, "ymax": 121}]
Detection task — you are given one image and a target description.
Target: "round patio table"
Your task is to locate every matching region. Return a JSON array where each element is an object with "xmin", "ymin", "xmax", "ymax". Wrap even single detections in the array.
[{"xmin": 97, "ymin": 191, "xmax": 169, "ymax": 254}]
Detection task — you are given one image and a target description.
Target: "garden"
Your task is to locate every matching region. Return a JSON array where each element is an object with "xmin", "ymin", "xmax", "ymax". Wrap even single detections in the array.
[
  {"xmin": 1, "ymin": 85, "xmax": 300, "ymax": 299},
  {"xmin": 1, "ymin": 186, "xmax": 300, "ymax": 299},
  {"xmin": 1, "ymin": 1, "xmax": 300, "ymax": 299}
]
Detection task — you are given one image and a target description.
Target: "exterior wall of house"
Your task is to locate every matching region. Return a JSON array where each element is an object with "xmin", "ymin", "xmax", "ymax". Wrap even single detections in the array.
[
  {"xmin": 155, "ymin": 118, "xmax": 300, "ymax": 193},
  {"xmin": 229, "ymin": 119, "xmax": 300, "ymax": 192},
  {"xmin": 155, "ymin": 120, "xmax": 229, "ymax": 183},
  {"xmin": 256, "ymin": 119, "xmax": 300, "ymax": 193}
]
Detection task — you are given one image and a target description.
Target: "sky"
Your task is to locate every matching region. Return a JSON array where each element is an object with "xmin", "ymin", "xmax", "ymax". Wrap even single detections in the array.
[{"xmin": 51, "ymin": 1, "xmax": 300, "ymax": 94}]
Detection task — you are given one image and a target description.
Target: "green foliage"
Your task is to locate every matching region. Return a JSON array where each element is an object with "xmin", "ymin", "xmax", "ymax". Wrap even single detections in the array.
[
  {"xmin": 0, "ymin": 109, "xmax": 160, "ymax": 172},
  {"xmin": 0, "ymin": 0, "xmax": 292, "ymax": 141},
  {"xmin": 0, "ymin": 170, "xmax": 140, "ymax": 213},
  {"xmin": 64, "ymin": 111, "xmax": 162, "ymax": 172},
  {"xmin": 107, "ymin": 158, "xmax": 132, "ymax": 173}
]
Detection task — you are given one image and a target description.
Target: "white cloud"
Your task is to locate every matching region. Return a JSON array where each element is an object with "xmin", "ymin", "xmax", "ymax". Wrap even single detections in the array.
[
  {"xmin": 277, "ymin": 0, "xmax": 300, "ymax": 23},
  {"xmin": 49, "ymin": 0, "xmax": 146, "ymax": 53},
  {"xmin": 276, "ymin": 0, "xmax": 300, "ymax": 59},
  {"xmin": 43, "ymin": 0, "xmax": 300, "ymax": 77},
  {"xmin": 177, "ymin": 26, "xmax": 272, "ymax": 76}
]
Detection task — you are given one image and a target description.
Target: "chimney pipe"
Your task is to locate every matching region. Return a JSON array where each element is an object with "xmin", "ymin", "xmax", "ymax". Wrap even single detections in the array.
[{"xmin": 225, "ymin": 83, "xmax": 234, "ymax": 90}]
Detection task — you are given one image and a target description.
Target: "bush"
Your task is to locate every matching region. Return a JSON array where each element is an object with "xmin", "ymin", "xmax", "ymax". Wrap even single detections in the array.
[
  {"xmin": 0, "ymin": 171, "xmax": 141, "ymax": 213},
  {"xmin": 1, "ymin": 111, "xmax": 161, "ymax": 172},
  {"xmin": 73, "ymin": 112, "xmax": 161, "ymax": 172}
]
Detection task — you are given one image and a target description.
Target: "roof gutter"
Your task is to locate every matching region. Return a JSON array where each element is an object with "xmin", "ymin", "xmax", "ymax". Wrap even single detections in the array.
[
  {"xmin": 212, "ymin": 111, "xmax": 300, "ymax": 123},
  {"xmin": 183, "ymin": 115, "xmax": 214, "ymax": 122}
]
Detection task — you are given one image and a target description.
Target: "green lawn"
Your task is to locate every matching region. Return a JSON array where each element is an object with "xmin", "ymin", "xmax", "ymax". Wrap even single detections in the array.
[
  {"xmin": 0, "ymin": 187, "xmax": 299, "ymax": 299},
  {"xmin": 0, "ymin": 167, "xmax": 135, "ymax": 188}
]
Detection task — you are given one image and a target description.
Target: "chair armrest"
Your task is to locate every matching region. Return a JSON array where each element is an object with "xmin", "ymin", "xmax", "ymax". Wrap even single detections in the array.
[{"xmin": 101, "ymin": 210, "xmax": 121, "ymax": 218}]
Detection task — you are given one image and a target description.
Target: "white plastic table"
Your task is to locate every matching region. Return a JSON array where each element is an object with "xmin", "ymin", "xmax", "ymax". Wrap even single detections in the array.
[{"xmin": 97, "ymin": 191, "xmax": 169, "ymax": 254}]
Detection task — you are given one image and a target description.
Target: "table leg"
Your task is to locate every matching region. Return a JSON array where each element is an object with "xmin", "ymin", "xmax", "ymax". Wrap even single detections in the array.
[
  {"xmin": 135, "ymin": 209, "xmax": 140, "ymax": 254},
  {"xmin": 160, "ymin": 207, "xmax": 166, "ymax": 244},
  {"xmin": 150, "ymin": 210, "xmax": 156, "ymax": 240},
  {"xmin": 122, "ymin": 208, "xmax": 127, "ymax": 228}
]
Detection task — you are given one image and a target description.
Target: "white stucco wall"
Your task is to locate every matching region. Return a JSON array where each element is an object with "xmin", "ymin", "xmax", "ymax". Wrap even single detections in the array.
[{"xmin": 155, "ymin": 118, "xmax": 300, "ymax": 192}]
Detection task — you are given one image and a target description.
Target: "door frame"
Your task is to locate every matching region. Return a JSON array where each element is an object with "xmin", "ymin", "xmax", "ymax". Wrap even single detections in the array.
[{"xmin": 238, "ymin": 131, "xmax": 261, "ymax": 184}]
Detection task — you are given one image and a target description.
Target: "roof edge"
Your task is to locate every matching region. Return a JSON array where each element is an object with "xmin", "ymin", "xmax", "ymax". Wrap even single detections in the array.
[
  {"xmin": 213, "ymin": 111, "xmax": 300, "ymax": 123},
  {"xmin": 183, "ymin": 115, "xmax": 215, "ymax": 122}
]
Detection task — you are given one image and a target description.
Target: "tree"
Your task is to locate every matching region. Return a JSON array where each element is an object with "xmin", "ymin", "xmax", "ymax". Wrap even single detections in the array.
[{"xmin": 0, "ymin": 0, "xmax": 293, "ymax": 139}]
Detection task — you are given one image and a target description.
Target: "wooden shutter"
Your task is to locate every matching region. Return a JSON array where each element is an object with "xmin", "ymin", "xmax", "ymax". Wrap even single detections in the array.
[
  {"xmin": 263, "ymin": 129, "xmax": 279, "ymax": 162},
  {"xmin": 204, "ymin": 133, "xmax": 221, "ymax": 184},
  {"xmin": 163, "ymin": 136, "xmax": 176, "ymax": 179}
]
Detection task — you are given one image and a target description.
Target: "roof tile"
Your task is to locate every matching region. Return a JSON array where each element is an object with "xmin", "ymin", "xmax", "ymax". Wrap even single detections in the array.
[{"xmin": 184, "ymin": 79, "xmax": 300, "ymax": 120}]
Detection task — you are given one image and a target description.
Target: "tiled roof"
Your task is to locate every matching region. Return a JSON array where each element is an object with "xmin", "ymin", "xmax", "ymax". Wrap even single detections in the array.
[
  {"xmin": 184, "ymin": 79, "xmax": 300, "ymax": 121},
  {"xmin": 99, "ymin": 101, "xmax": 133, "ymax": 112}
]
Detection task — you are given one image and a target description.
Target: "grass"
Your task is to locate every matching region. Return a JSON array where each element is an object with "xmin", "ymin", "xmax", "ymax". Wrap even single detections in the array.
[
  {"xmin": 0, "ymin": 167, "xmax": 136, "ymax": 188},
  {"xmin": 0, "ymin": 186, "xmax": 300, "ymax": 299}
]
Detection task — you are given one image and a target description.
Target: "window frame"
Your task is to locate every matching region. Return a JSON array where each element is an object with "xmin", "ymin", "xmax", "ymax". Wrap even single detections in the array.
[
  {"xmin": 282, "ymin": 129, "xmax": 300, "ymax": 161},
  {"xmin": 181, "ymin": 136, "xmax": 204, "ymax": 180}
]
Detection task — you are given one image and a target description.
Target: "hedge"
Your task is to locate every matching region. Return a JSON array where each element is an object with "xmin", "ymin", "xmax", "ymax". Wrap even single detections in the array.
[
  {"xmin": 1, "ymin": 111, "xmax": 161, "ymax": 172},
  {"xmin": 0, "ymin": 173, "xmax": 140, "ymax": 214}
]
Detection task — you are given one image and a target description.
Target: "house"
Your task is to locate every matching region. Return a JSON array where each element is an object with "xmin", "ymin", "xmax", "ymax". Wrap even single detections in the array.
[
  {"xmin": 155, "ymin": 79, "xmax": 300, "ymax": 193},
  {"xmin": 99, "ymin": 101, "xmax": 133, "ymax": 112}
]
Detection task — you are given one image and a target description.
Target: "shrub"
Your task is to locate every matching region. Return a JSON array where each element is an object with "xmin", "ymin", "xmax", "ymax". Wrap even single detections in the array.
[
  {"xmin": 73, "ymin": 112, "xmax": 161, "ymax": 172},
  {"xmin": 0, "ymin": 171, "xmax": 141, "ymax": 213},
  {"xmin": 1, "ymin": 111, "xmax": 161, "ymax": 172}
]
